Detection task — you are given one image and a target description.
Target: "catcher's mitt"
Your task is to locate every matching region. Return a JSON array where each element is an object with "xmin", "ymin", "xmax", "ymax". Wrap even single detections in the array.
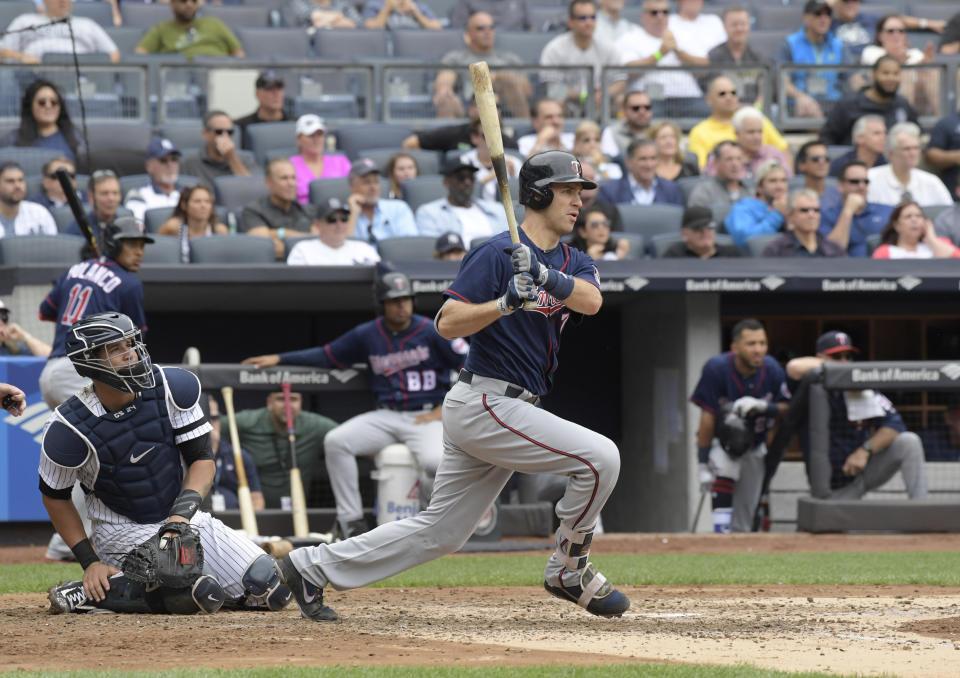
[{"xmin": 121, "ymin": 521, "xmax": 204, "ymax": 589}]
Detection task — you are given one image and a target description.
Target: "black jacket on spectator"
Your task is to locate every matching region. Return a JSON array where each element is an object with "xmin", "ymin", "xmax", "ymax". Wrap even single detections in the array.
[{"xmin": 819, "ymin": 87, "xmax": 918, "ymax": 146}]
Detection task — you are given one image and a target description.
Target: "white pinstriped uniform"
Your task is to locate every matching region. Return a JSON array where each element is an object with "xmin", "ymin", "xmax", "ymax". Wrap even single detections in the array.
[{"xmin": 38, "ymin": 373, "xmax": 266, "ymax": 601}]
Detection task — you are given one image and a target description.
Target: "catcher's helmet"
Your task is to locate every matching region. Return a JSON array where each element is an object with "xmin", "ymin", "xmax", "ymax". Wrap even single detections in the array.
[
  {"xmin": 518, "ymin": 150, "xmax": 598, "ymax": 210},
  {"xmin": 65, "ymin": 312, "xmax": 155, "ymax": 393},
  {"xmin": 102, "ymin": 216, "xmax": 154, "ymax": 260},
  {"xmin": 375, "ymin": 271, "xmax": 414, "ymax": 303},
  {"xmin": 715, "ymin": 402, "xmax": 754, "ymax": 459}
]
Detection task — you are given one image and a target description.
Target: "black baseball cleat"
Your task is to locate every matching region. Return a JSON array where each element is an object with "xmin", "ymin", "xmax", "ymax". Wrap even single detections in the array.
[
  {"xmin": 335, "ymin": 518, "xmax": 370, "ymax": 541},
  {"xmin": 277, "ymin": 555, "xmax": 338, "ymax": 622},
  {"xmin": 543, "ymin": 563, "xmax": 630, "ymax": 618},
  {"xmin": 48, "ymin": 580, "xmax": 94, "ymax": 614}
]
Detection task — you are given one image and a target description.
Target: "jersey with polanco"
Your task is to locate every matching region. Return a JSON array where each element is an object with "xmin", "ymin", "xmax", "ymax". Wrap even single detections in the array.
[{"xmin": 444, "ymin": 229, "xmax": 599, "ymax": 396}]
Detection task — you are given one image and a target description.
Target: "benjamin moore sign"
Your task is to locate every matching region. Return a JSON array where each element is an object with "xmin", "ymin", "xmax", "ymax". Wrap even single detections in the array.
[{"xmin": 823, "ymin": 361, "xmax": 960, "ymax": 390}]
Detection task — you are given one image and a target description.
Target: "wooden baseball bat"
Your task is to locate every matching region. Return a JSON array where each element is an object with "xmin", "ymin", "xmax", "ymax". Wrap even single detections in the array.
[
  {"xmin": 220, "ymin": 386, "xmax": 259, "ymax": 537},
  {"xmin": 55, "ymin": 167, "xmax": 100, "ymax": 258},
  {"xmin": 282, "ymin": 382, "xmax": 309, "ymax": 538},
  {"xmin": 469, "ymin": 61, "xmax": 536, "ymax": 311}
]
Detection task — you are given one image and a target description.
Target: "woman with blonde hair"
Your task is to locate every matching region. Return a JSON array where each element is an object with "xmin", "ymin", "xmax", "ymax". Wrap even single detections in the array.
[
  {"xmin": 648, "ymin": 121, "xmax": 698, "ymax": 182},
  {"xmin": 573, "ymin": 120, "xmax": 621, "ymax": 181}
]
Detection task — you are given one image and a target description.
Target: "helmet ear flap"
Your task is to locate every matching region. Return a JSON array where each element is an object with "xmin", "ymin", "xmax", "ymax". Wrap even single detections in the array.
[{"xmin": 525, "ymin": 183, "xmax": 553, "ymax": 210}]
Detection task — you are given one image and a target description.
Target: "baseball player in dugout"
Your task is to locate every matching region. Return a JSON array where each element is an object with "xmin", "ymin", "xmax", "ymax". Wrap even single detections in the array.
[
  {"xmin": 39, "ymin": 215, "xmax": 154, "ymax": 563},
  {"xmin": 42, "ymin": 313, "xmax": 293, "ymax": 615},
  {"xmin": 242, "ymin": 269, "xmax": 468, "ymax": 539},
  {"xmin": 271, "ymin": 150, "xmax": 630, "ymax": 623},
  {"xmin": 691, "ymin": 318, "xmax": 790, "ymax": 533}
]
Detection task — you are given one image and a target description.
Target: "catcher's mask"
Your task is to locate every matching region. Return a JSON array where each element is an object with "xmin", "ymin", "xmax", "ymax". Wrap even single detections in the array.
[{"xmin": 66, "ymin": 312, "xmax": 155, "ymax": 393}]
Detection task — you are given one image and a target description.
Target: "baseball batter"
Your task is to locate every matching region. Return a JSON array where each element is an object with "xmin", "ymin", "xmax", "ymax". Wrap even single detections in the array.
[
  {"xmin": 42, "ymin": 313, "xmax": 292, "ymax": 615},
  {"xmin": 275, "ymin": 150, "xmax": 629, "ymax": 622},
  {"xmin": 242, "ymin": 271, "xmax": 468, "ymax": 538},
  {"xmin": 691, "ymin": 318, "xmax": 789, "ymax": 533}
]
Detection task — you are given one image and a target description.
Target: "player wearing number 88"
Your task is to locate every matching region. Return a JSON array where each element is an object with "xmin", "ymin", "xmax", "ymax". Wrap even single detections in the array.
[{"xmin": 242, "ymin": 269, "xmax": 468, "ymax": 539}]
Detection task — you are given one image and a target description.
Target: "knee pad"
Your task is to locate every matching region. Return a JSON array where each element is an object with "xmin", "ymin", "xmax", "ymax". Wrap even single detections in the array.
[
  {"xmin": 241, "ymin": 554, "xmax": 290, "ymax": 610},
  {"xmin": 163, "ymin": 575, "xmax": 225, "ymax": 615}
]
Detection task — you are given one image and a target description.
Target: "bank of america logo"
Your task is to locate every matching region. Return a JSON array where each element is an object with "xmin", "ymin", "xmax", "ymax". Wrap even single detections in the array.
[
  {"xmin": 761, "ymin": 276, "xmax": 785, "ymax": 291},
  {"xmin": 4, "ymin": 401, "xmax": 53, "ymax": 443},
  {"xmin": 897, "ymin": 275, "xmax": 922, "ymax": 291},
  {"xmin": 624, "ymin": 276, "xmax": 648, "ymax": 291},
  {"xmin": 940, "ymin": 364, "xmax": 960, "ymax": 380},
  {"xmin": 330, "ymin": 369, "xmax": 358, "ymax": 383}
]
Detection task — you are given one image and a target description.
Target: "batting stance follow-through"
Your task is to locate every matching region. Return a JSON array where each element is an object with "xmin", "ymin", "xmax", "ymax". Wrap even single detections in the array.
[
  {"xmin": 276, "ymin": 150, "xmax": 630, "ymax": 622},
  {"xmin": 41, "ymin": 313, "xmax": 292, "ymax": 615}
]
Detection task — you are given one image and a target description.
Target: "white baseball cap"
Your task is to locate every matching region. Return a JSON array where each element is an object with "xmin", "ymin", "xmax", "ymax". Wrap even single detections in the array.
[{"xmin": 296, "ymin": 114, "xmax": 326, "ymax": 136}]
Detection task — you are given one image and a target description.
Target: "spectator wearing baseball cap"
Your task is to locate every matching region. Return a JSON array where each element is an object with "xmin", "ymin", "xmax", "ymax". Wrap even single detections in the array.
[
  {"xmin": 433, "ymin": 231, "xmax": 467, "ymax": 261},
  {"xmin": 287, "ymin": 197, "xmax": 380, "ymax": 266},
  {"xmin": 661, "ymin": 206, "xmax": 743, "ymax": 259},
  {"xmin": 289, "ymin": 114, "xmax": 351, "ymax": 205},
  {"xmin": 234, "ymin": 70, "xmax": 292, "ymax": 149},
  {"xmin": 346, "ymin": 158, "xmax": 418, "ymax": 242},
  {"xmin": 415, "ymin": 158, "xmax": 507, "ymax": 244},
  {"xmin": 124, "ymin": 137, "xmax": 183, "ymax": 222}
]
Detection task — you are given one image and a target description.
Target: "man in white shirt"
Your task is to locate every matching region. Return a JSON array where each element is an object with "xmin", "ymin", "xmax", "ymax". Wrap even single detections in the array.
[
  {"xmin": 415, "ymin": 159, "xmax": 507, "ymax": 245},
  {"xmin": 287, "ymin": 198, "xmax": 381, "ymax": 266},
  {"xmin": 595, "ymin": 0, "xmax": 639, "ymax": 45},
  {"xmin": 124, "ymin": 138, "xmax": 183, "ymax": 222},
  {"xmin": 0, "ymin": 0, "xmax": 120, "ymax": 64},
  {"xmin": 667, "ymin": 0, "xmax": 726, "ymax": 62},
  {"xmin": 0, "ymin": 162, "xmax": 57, "ymax": 238},
  {"xmin": 867, "ymin": 122, "xmax": 953, "ymax": 207},
  {"xmin": 517, "ymin": 98, "xmax": 574, "ymax": 158}
]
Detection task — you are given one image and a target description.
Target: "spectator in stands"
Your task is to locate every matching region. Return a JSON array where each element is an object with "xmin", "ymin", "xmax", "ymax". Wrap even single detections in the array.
[
  {"xmin": 0, "ymin": 299, "xmax": 50, "ymax": 357},
  {"xmin": 687, "ymin": 140, "xmax": 749, "ymax": 220},
  {"xmin": 539, "ymin": 0, "xmax": 620, "ymax": 115},
  {"xmin": 723, "ymin": 160, "xmax": 788, "ymax": 249},
  {"xmin": 941, "ymin": 11, "xmax": 960, "ymax": 55},
  {"xmin": 123, "ymin": 137, "xmax": 182, "ymax": 222},
  {"xmin": 871, "ymin": 200, "xmax": 960, "ymax": 259},
  {"xmin": 240, "ymin": 158, "xmax": 314, "ymax": 259},
  {"xmin": 517, "ymin": 98, "xmax": 573, "ymax": 158},
  {"xmin": 819, "ymin": 56, "xmax": 918, "ymax": 147},
  {"xmin": 65, "ymin": 169, "xmax": 122, "ymax": 237},
  {"xmin": 704, "ymin": 107, "xmax": 792, "ymax": 181},
  {"xmin": 933, "ymin": 184, "xmax": 960, "ymax": 246},
  {"xmin": 403, "ymin": 101, "xmax": 518, "ymax": 152},
  {"xmin": 828, "ymin": 114, "xmax": 888, "ymax": 177},
  {"xmin": 434, "ymin": 12, "xmax": 527, "ymax": 119},
  {"xmin": 234, "ymin": 71, "xmax": 292, "ymax": 149},
  {"xmin": 573, "ymin": 120, "xmax": 621, "ymax": 182},
  {"xmin": 434, "ymin": 231, "xmax": 467, "ymax": 261},
  {"xmin": 667, "ymin": 0, "xmax": 727, "ymax": 64},
  {"xmin": 569, "ymin": 205, "xmax": 628, "ymax": 261},
  {"xmin": 450, "ymin": 0, "xmax": 531, "ymax": 32},
  {"xmin": 157, "ymin": 184, "xmax": 228, "ymax": 263},
  {"xmin": 287, "ymin": 197, "xmax": 380, "ymax": 266},
  {"xmin": 0, "ymin": 162, "xmax": 57, "ymax": 237},
  {"xmin": 819, "ymin": 160, "xmax": 892, "ymax": 258},
  {"xmin": 688, "ymin": 76, "xmax": 787, "ymax": 169},
  {"xmin": 795, "ymin": 140, "xmax": 842, "ymax": 213},
  {"xmin": 787, "ymin": 332, "xmax": 928, "ymax": 501},
  {"xmin": 648, "ymin": 121, "xmax": 697, "ymax": 182},
  {"xmin": 919, "ymin": 395, "xmax": 960, "ymax": 461},
  {"xmin": 708, "ymin": 6, "xmax": 760, "ymax": 69},
  {"xmin": 415, "ymin": 159, "xmax": 506, "ymax": 242},
  {"xmin": 289, "ymin": 115, "xmax": 351, "ymax": 206},
  {"xmin": 867, "ymin": 122, "xmax": 952, "ymax": 207},
  {"xmin": 460, "ymin": 118, "xmax": 519, "ymax": 203},
  {"xmin": 29, "ymin": 156, "xmax": 86, "ymax": 213},
  {"xmin": 386, "ymin": 152, "xmax": 418, "ymax": 200},
  {"xmin": 0, "ymin": 0, "xmax": 119, "ymax": 64},
  {"xmin": 762, "ymin": 189, "xmax": 845, "ymax": 258},
  {"xmin": 1, "ymin": 79, "xmax": 81, "ymax": 163},
  {"xmin": 861, "ymin": 15, "xmax": 938, "ymax": 116},
  {"xmin": 596, "ymin": 138, "xmax": 682, "ymax": 206},
  {"xmin": 362, "ymin": 0, "xmax": 441, "ymax": 30},
  {"xmin": 135, "ymin": 0, "xmax": 245, "ymax": 59},
  {"xmin": 203, "ymin": 395, "xmax": 265, "ymax": 511},
  {"xmin": 833, "ymin": 0, "xmax": 944, "ymax": 58},
  {"xmin": 575, "ymin": 160, "xmax": 622, "ymax": 232},
  {"xmin": 346, "ymin": 157, "xmax": 418, "ymax": 242},
  {"xmin": 286, "ymin": 0, "xmax": 360, "ymax": 30},
  {"xmin": 180, "ymin": 111, "xmax": 257, "ymax": 186},
  {"xmin": 778, "ymin": 0, "xmax": 850, "ymax": 119},
  {"xmin": 661, "ymin": 205, "xmax": 741, "ymax": 259},
  {"xmin": 924, "ymin": 109, "xmax": 960, "ymax": 202},
  {"xmin": 595, "ymin": 0, "xmax": 638, "ymax": 45},
  {"xmin": 600, "ymin": 87, "xmax": 652, "ymax": 160}
]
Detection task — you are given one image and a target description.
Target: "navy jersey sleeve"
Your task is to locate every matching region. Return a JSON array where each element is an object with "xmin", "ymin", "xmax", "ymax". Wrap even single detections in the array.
[
  {"xmin": 280, "ymin": 325, "xmax": 369, "ymax": 369},
  {"xmin": 690, "ymin": 357, "xmax": 724, "ymax": 413},
  {"xmin": 768, "ymin": 360, "xmax": 791, "ymax": 403},
  {"xmin": 565, "ymin": 245, "xmax": 601, "ymax": 288},
  {"xmin": 445, "ymin": 242, "xmax": 510, "ymax": 304}
]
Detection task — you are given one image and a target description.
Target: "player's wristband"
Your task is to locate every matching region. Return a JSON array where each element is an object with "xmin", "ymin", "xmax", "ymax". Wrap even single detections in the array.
[
  {"xmin": 541, "ymin": 269, "xmax": 576, "ymax": 300},
  {"xmin": 496, "ymin": 294, "xmax": 516, "ymax": 316},
  {"xmin": 764, "ymin": 402, "xmax": 779, "ymax": 417},
  {"xmin": 71, "ymin": 538, "xmax": 99, "ymax": 570},
  {"xmin": 653, "ymin": 49, "xmax": 663, "ymax": 62},
  {"xmin": 170, "ymin": 489, "xmax": 203, "ymax": 521},
  {"xmin": 697, "ymin": 445, "xmax": 711, "ymax": 464}
]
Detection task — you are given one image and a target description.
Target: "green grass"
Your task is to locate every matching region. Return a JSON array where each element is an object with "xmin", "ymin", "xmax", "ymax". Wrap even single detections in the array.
[{"xmin": 7, "ymin": 551, "xmax": 960, "ymax": 594}]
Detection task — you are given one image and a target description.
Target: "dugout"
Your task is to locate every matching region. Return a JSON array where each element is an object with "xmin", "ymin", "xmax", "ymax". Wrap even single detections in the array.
[{"xmin": 4, "ymin": 258, "xmax": 960, "ymax": 533}]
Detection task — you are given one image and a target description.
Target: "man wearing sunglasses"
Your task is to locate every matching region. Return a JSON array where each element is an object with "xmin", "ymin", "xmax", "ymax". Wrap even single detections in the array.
[
  {"xmin": 30, "ymin": 157, "xmax": 87, "ymax": 214},
  {"xmin": 124, "ymin": 138, "xmax": 183, "ymax": 222},
  {"xmin": 180, "ymin": 111, "xmax": 256, "ymax": 187},
  {"xmin": 600, "ymin": 87, "xmax": 652, "ymax": 158},
  {"xmin": 761, "ymin": 188, "xmax": 845, "ymax": 258},
  {"xmin": 135, "ymin": 0, "xmax": 245, "ymax": 59},
  {"xmin": 831, "ymin": 0, "xmax": 944, "ymax": 58},
  {"xmin": 287, "ymin": 198, "xmax": 380, "ymax": 266},
  {"xmin": 786, "ymin": 331, "xmax": 927, "ymax": 502},
  {"xmin": 819, "ymin": 160, "xmax": 891, "ymax": 257},
  {"xmin": 795, "ymin": 140, "xmax": 842, "ymax": 214}
]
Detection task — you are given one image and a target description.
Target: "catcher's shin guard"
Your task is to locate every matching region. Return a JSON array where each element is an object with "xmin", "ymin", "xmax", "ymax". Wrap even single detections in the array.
[
  {"xmin": 240, "ymin": 554, "xmax": 292, "ymax": 610},
  {"xmin": 543, "ymin": 563, "xmax": 630, "ymax": 617},
  {"xmin": 163, "ymin": 574, "xmax": 225, "ymax": 614},
  {"xmin": 277, "ymin": 554, "xmax": 338, "ymax": 622}
]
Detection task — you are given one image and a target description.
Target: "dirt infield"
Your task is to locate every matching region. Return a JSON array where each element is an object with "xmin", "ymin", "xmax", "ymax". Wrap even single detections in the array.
[{"xmin": 4, "ymin": 534, "xmax": 960, "ymax": 677}]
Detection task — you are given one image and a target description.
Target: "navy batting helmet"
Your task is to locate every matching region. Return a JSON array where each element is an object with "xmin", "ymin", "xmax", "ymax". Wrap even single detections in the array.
[
  {"xmin": 65, "ymin": 312, "xmax": 155, "ymax": 393},
  {"xmin": 102, "ymin": 216, "xmax": 154, "ymax": 260},
  {"xmin": 518, "ymin": 150, "xmax": 598, "ymax": 210},
  {"xmin": 715, "ymin": 403, "xmax": 753, "ymax": 459},
  {"xmin": 376, "ymin": 271, "xmax": 414, "ymax": 303}
]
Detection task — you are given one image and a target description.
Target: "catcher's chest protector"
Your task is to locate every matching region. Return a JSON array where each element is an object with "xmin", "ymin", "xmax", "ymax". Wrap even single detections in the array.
[{"xmin": 59, "ymin": 367, "xmax": 183, "ymax": 523}]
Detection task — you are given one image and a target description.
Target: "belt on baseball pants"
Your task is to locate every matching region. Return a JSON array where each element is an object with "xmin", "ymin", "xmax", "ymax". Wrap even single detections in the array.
[{"xmin": 458, "ymin": 370, "xmax": 540, "ymax": 405}]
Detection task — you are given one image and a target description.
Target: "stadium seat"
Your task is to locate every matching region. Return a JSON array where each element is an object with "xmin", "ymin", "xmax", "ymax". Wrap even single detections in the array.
[
  {"xmin": 158, "ymin": 122, "xmax": 241, "ymax": 153},
  {"xmin": 909, "ymin": 4, "xmax": 958, "ymax": 22},
  {"xmin": 0, "ymin": 2, "xmax": 33, "ymax": 33},
  {"xmin": 309, "ymin": 177, "xmax": 387, "ymax": 205},
  {"xmin": 866, "ymin": 232, "xmax": 882, "ymax": 255},
  {"xmin": 188, "ymin": 235, "xmax": 277, "ymax": 264},
  {"xmin": 0, "ymin": 235, "xmax": 84, "ymax": 265},
  {"xmin": 649, "ymin": 233, "xmax": 684, "ymax": 258},
  {"xmin": 749, "ymin": 30, "xmax": 791, "ymax": 62},
  {"xmin": 392, "ymin": 29, "xmax": 464, "ymax": 61},
  {"xmin": 51, "ymin": 205, "xmax": 132, "ymax": 233},
  {"xmin": 293, "ymin": 95, "xmax": 361, "ymax": 121},
  {"xmin": 42, "ymin": 52, "xmax": 112, "ymax": 65},
  {"xmin": 121, "ymin": 3, "xmax": 172, "ymax": 26},
  {"xmin": 236, "ymin": 27, "xmax": 311, "ymax": 59},
  {"xmin": 676, "ymin": 176, "xmax": 707, "ymax": 204},
  {"xmin": 213, "ymin": 175, "xmax": 269, "ymax": 212},
  {"xmin": 141, "ymin": 235, "xmax": 183, "ymax": 265},
  {"xmin": 201, "ymin": 5, "xmax": 270, "ymax": 28},
  {"xmin": 83, "ymin": 122, "xmax": 152, "ymax": 152},
  {"xmin": 401, "ymin": 175, "xmax": 446, "ymax": 212},
  {"xmin": 245, "ymin": 121, "xmax": 298, "ymax": 163},
  {"xmin": 376, "ymin": 236, "xmax": 437, "ymax": 262},
  {"xmin": 610, "ymin": 231, "xmax": 644, "ymax": 260},
  {"xmin": 0, "ymin": 148, "xmax": 64, "ymax": 178},
  {"xmin": 71, "ymin": 2, "xmax": 114, "ymax": 26},
  {"xmin": 118, "ymin": 174, "xmax": 203, "ymax": 198},
  {"xmin": 335, "ymin": 123, "xmax": 414, "ymax": 160},
  {"xmin": 144, "ymin": 207, "xmax": 175, "ymax": 234},
  {"xmin": 922, "ymin": 204, "xmax": 953, "ymax": 221},
  {"xmin": 495, "ymin": 31, "xmax": 555, "ymax": 64},
  {"xmin": 529, "ymin": 5, "xmax": 565, "ymax": 32},
  {"xmin": 617, "ymin": 204, "xmax": 684, "ymax": 238},
  {"xmin": 754, "ymin": 6, "xmax": 802, "ymax": 31},
  {"xmin": 362, "ymin": 148, "xmax": 441, "ymax": 176},
  {"xmin": 263, "ymin": 148, "xmax": 299, "ymax": 164},
  {"xmin": 314, "ymin": 30, "xmax": 389, "ymax": 60},
  {"xmin": 745, "ymin": 233, "xmax": 781, "ymax": 257},
  {"xmin": 105, "ymin": 27, "xmax": 147, "ymax": 55},
  {"xmin": 387, "ymin": 95, "xmax": 437, "ymax": 120}
]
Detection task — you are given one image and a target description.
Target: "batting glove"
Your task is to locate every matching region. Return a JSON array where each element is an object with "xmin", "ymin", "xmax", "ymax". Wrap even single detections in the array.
[
  {"xmin": 508, "ymin": 243, "xmax": 543, "ymax": 277},
  {"xmin": 497, "ymin": 272, "xmax": 537, "ymax": 315},
  {"xmin": 507, "ymin": 244, "xmax": 576, "ymax": 300},
  {"xmin": 697, "ymin": 462, "xmax": 714, "ymax": 493},
  {"xmin": 731, "ymin": 396, "xmax": 773, "ymax": 418}
]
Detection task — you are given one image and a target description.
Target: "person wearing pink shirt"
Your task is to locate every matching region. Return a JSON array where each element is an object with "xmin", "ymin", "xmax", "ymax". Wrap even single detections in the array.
[{"xmin": 289, "ymin": 115, "xmax": 351, "ymax": 204}]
